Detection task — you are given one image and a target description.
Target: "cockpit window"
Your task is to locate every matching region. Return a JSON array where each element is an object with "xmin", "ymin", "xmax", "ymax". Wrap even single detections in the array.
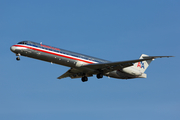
[
  {"xmin": 17, "ymin": 41, "xmax": 27, "ymax": 44},
  {"xmin": 18, "ymin": 42, "xmax": 23, "ymax": 44}
]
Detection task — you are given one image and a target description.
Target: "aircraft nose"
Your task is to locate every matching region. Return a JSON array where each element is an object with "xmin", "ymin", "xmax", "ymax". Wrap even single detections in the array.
[{"xmin": 10, "ymin": 45, "xmax": 16, "ymax": 52}]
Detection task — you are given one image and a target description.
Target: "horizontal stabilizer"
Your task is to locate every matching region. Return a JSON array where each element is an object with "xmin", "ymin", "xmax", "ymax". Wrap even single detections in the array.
[
  {"xmin": 133, "ymin": 54, "xmax": 174, "ymax": 73},
  {"xmin": 142, "ymin": 56, "xmax": 174, "ymax": 59}
]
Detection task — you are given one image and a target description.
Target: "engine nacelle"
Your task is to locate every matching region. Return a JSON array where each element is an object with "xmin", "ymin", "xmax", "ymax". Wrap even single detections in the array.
[{"xmin": 122, "ymin": 67, "xmax": 142, "ymax": 76}]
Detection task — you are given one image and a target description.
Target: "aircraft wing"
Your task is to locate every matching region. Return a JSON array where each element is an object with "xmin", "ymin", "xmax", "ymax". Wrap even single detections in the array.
[
  {"xmin": 82, "ymin": 58, "xmax": 150, "ymax": 72},
  {"xmin": 82, "ymin": 56, "xmax": 173, "ymax": 74},
  {"xmin": 57, "ymin": 59, "xmax": 140, "ymax": 79},
  {"xmin": 57, "ymin": 56, "xmax": 173, "ymax": 79}
]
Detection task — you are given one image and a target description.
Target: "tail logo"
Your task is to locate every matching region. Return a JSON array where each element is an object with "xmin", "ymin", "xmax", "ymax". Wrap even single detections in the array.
[{"xmin": 137, "ymin": 61, "xmax": 144, "ymax": 69}]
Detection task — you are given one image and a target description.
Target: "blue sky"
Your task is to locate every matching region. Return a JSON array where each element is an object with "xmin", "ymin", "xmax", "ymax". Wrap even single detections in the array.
[{"xmin": 1, "ymin": 0, "xmax": 179, "ymax": 120}]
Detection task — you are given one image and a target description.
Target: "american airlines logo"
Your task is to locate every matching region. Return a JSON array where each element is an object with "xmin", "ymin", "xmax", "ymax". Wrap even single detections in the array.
[{"xmin": 137, "ymin": 61, "xmax": 144, "ymax": 69}]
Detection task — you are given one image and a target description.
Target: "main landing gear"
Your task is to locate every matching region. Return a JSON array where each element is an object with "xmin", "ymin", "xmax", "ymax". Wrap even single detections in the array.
[
  {"xmin": 97, "ymin": 73, "xmax": 103, "ymax": 79},
  {"xmin": 81, "ymin": 76, "xmax": 88, "ymax": 82},
  {"xmin": 81, "ymin": 73, "xmax": 103, "ymax": 82}
]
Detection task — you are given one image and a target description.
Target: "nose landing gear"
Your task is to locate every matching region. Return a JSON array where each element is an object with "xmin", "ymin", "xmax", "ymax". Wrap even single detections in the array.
[{"xmin": 16, "ymin": 53, "xmax": 20, "ymax": 61}]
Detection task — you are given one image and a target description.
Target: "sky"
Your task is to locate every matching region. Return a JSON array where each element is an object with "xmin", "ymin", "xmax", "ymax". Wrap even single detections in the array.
[{"xmin": 0, "ymin": 0, "xmax": 179, "ymax": 120}]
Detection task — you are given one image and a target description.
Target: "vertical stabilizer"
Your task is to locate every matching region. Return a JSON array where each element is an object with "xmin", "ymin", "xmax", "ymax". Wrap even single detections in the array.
[{"xmin": 133, "ymin": 54, "xmax": 153, "ymax": 73}]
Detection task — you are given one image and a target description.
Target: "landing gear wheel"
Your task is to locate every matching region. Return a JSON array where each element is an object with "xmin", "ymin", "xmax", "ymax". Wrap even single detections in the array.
[
  {"xmin": 16, "ymin": 57, "xmax": 20, "ymax": 61},
  {"xmin": 97, "ymin": 73, "xmax": 103, "ymax": 79},
  {"xmin": 81, "ymin": 76, "xmax": 88, "ymax": 82}
]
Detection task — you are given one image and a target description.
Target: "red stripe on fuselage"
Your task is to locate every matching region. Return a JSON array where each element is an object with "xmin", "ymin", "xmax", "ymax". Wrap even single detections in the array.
[{"xmin": 13, "ymin": 45, "xmax": 95, "ymax": 64}]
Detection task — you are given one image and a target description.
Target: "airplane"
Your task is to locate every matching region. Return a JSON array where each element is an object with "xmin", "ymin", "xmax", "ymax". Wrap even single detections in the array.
[{"xmin": 10, "ymin": 41, "xmax": 173, "ymax": 82}]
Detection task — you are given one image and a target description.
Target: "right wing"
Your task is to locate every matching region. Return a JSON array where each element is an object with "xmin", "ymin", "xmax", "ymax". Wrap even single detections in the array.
[
  {"xmin": 82, "ymin": 58, "xmax": 152, "ymax": 73},
  {"xmin": 83, "ymin": 55, "xmax": 174, "ymax": 73},
  {"xmin": 57, "ymin": 59, "xmax": 145, "ymax": 79},
  {"xmin": 57, "ymin": 56, "xmax": 173, "ymax": 79}
]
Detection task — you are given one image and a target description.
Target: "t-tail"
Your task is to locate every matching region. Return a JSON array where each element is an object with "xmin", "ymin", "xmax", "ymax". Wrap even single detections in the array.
[
  {"xmin": 133, "ymin": 54, "xmax": 153, "ymax": 73},
  {"xmin": 133, "ymin": 54, "xmax": 173, "ymax": 78}
]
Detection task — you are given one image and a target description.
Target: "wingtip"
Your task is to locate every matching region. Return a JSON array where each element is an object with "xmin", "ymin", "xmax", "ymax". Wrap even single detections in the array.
[{"xmin": 165, "ymin": 56, "xmax": 175, "ymax": 58}]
